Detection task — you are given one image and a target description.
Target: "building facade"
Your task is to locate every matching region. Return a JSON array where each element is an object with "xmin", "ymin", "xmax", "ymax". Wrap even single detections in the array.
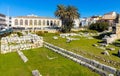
[
  {"xmin": 6, "ymin": 16, "xmax": 12, "ymax": 26},
  {"xmin": 12, "ymin": 14, "xmax": 62, "ymax": 30},
  {"xmin": 80, "ymin": 16, "xmax": 102, "ymax": 27},
  {"xmin": 102, "ymin": 12, "xmax": 117, "ymax": 26},
  {"xmin": 73, "ymin": 19, "xmax": 80, "ymax": 28},
  {"xmin": 0, "ymin": 13, "xmax": 6, "ymax": 26}
]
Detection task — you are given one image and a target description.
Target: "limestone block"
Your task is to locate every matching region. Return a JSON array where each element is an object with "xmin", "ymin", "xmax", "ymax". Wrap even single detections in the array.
[{"xmin": 32, "ymin": 70, "xmax": 42, "ymax": 76}]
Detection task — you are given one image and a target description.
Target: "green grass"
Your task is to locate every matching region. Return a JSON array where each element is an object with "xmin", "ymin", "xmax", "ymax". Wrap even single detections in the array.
[
  {"xmin": 0, "ymin": 52, "xmax": 31, "ymax": 76},
  {"xmin": 43, "ymin": 33, "xmax": 120, "ymax": 69},
  {"xmin": 0, "ymin": 47, "xmax": 99, "ymax": 76}
]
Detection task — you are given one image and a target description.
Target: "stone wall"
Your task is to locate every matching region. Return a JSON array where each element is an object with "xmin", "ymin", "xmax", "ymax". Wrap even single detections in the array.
[
  {"xmin": 44, "ymin": 42, "xmax": 120, "ymax": 76},
  {"xmin": 1, "ymin": 33, "xmax": 43, "ymax": 54}
]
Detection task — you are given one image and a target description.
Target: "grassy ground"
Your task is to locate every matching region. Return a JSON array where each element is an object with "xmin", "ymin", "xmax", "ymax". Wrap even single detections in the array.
[
  {"xmin": 0, "ymin": 52, "xmax": 31, "ymax": 76},
  {"xmin": 0, "ymin": 47, "xmax": 99, "ymax": 76},
  {"xmin": 42, "ymin": 33, "xmax": 120, "ymax": 69}
]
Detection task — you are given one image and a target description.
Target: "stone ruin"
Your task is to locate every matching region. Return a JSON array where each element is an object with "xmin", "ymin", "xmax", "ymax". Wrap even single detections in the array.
[
  {"xmin": 118, "ymin": 50, "xmax": 120, "ymax": 57},
  {"xmin": 32, "ymin": 70, "xmax": 42, "ymax": 76},
  {"xmin": 102, "ymin": 34, "xmax": 117, "ymax": 44},
  {"xmin": 1, "ymin": 33, "xmax": 43, "ymax": 54},
  {"xmin": 102, "ymin": 15, "xmax": 120, "ymax": 44}
]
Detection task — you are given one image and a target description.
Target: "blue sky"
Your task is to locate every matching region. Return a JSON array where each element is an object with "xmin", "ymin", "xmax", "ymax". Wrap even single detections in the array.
[{"xmin": 0, "ymin": 0, "xmax": 120, "ymax": 18}]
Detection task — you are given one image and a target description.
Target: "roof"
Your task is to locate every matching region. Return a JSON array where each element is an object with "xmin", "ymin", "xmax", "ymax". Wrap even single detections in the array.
[
  {"xmin": 91, "ymin": 16, "xmax": 100, "ymax": 18},
  {"xmin": 104, "ymin": 12, "xmax": 115, "ymax": 15},
  {"xmin": 15, "ymin": 14, "xmax": 58, "ymax": 19},
  {"xmin": 0, "ymin": 13, "xmax": 6, "ymax": 17},
  {"xmin": 102, "ymin": 12, "xmax": 117, "ymax": 20}
]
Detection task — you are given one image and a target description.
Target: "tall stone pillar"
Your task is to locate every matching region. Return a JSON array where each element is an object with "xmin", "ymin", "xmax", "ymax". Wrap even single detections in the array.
[{"xmin": 115, "ymin": 15, "xmax": 120, "ymax": 38}]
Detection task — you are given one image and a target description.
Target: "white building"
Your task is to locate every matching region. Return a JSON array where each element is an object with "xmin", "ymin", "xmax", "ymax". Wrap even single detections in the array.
[
  {"xmin": 80, "ymin": 16, "xmax": 102, "ymax": 27},
  {"xmin": 0, "ymin": 13, "xmax": 6, "ymax": 26},
  {"xmin": 11, "ymin": 14, "xmax": 62, "ymax": 30},
  {"xmin": 80, "ymin": 17, "xmax": 90, "ymax": 27},
  {"xmin": 73, "ymin": 19, "xmax": 80, "ymax": 28},
  {"xmin": 6, "ymin": 16, "xmax": 12, "ymax": 26}
]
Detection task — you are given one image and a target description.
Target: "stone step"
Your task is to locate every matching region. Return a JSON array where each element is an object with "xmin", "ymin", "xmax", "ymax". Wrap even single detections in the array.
[{"xmin": 44, "ymin": 42, "xmax": 120, "ymax": 76}]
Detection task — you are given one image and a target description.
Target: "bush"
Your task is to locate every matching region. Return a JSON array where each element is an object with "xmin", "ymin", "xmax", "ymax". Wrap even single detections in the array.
[
  {"xmin": 12, "ymin": 32, "xmax": 23, "ymax": 37},
  {"xmin": 89, "ymin": 22, "xmax": 109, "ymax": 32},
  {"xmin": 36, "ymin": 31, "xmax": 44, "ymax": 36},
  {"xmin": 44, "ymin": 31, "xmax": 48, "ymax": 33},
  {"xmin": 55, "ymin": 32, "xmax": 60, "ymax": 35},
  {"xmin": 79, "ymin": 30, "xmax": 98, "ymax": 33},
  {"xmin": 16, "ymin": 32, "xmax": 23, "ymax": 37}
]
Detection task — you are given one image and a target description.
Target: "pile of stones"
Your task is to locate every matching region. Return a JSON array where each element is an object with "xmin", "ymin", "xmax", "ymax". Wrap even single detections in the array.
[
  {"xmin": 102, "ymin": 34, "xmax": 117, "ymax": 44},
  {"xmin": 1, "ymin": 33, "xmax": 43, "ymax": 54},
  {"xmin": 53, "ymin": 36, "xmax": 58, "ymax": 40},
  {"xmin": 60, "ymin": 33, "xmax": 78, "ymax": 38}
]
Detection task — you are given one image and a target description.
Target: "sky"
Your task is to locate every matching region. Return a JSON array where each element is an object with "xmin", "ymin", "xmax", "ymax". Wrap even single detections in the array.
[{"xmin": 0, "ymin": 0, "xmax": 120, "ymax": 18}]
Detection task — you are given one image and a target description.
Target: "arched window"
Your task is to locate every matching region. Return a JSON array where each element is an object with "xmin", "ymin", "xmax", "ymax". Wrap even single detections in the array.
[
  {"xmin": 50, "ymin": 21, "xmax": 53, "ymax": 26},
  {"xmin": 29, "ymin": 20, "xmax": 33, "ymax": 25},
  {"xmin": 57, "ymin": 21, "xmax": 60, "ymax": 25},
  {"xmin": 54, "ymin": 20, "xmax": 56, "ymax": 25},
  {"xmin": 20, "ymin": 19, "xmax": 23, "ymax": 25},
  {"xmin": 43, "ymin": 20, "xmax": 45, "ymax": 26},
  {"xmin": 25, "ymin": 20, "xmax": 28, "ymax": 25},
  {"xmin": 15, "ymin": 19, "xmax": 18, "ymax": 25},
  {"xmin": 38, "ymin": 20, "xmax": 41, "ymax": 25},
  {"xmin": 47, "ymin": 20, "xmax": 49, "ymax": 26},
  {"xmin": 34, "ymin": 20, "xmax": 37, "ymax": 25}
]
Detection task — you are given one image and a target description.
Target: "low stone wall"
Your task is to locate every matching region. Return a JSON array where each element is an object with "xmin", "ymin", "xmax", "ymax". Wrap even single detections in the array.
[
  {"xmin": 44, "ymin": 42, "xmax": 120, "ymax": 76},
  {"xmin": 1, "ymin": 33, "xmax": 43, "ymax": 54}
]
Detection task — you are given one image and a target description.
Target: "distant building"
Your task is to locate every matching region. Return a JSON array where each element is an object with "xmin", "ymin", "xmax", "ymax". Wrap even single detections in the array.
[
  {"xmin": 0, "ymin": 13, "xmax": 6, "ymax": 26},
  {"xmin": 0, "ymin": 13, "xmax": 13, "ymax": 35},
  {"xmin": 80, "ymin": 16, "xmax": 102, "ymax": 27},
  {"xmin": 11, "ymin": 14, "xmax": 62, "ymax": 30},
  {"xmin": 73, "ymin": 19, "xmax": 80, "ymax": 28},
  {"xmin": 6, "ymin": 16, "xmax": 12, "ymax": 26},
  {"xmin": 80, "ymin": 17, "xmax": 89, "ymax": 27},
  {"xmin": 91, "ymin": 15, "xmax": 102, "ymax": 23},
  {"xmin": 102, "ymin": 12, "xmax": 117, "ymax": 26}
]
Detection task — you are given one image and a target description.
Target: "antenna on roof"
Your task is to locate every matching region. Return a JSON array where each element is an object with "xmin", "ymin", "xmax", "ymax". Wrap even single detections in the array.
[{"xmin": 7, "ymin": 6, "xmax": 9, "ymax": 27}]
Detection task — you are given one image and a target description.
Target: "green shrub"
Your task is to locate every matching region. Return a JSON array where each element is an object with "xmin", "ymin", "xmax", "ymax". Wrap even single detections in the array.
[
  {"xmin": 79, "ymin": 30, "xmax": 98, "ymax": 33},
  {"xmin": 89, "ymin": 22, "xmax": 109, "ymax": 32},
  {"xmin": 36, "ymin": 31, "xmax": 44, "ymax": 36},
  {"xmin": 55, "ymin": 32, "xmax": 60, "ymax": 35},
  {"xmin": 16, "ymin": 32, "xmax": 23, "ymax": 36},
  {"xmin": 44, "ymin": 31, "xmax": 48, "ymax": 33}
]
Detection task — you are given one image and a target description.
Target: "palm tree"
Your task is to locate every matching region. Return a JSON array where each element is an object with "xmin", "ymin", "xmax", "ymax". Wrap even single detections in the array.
[
  {"xmin": 67, "ymin": 6, "xmax": 80, "ymax": 20},
  {"xmin": 66, "ymin": 6, "xmax": 80, "ymax": 32},
  {"xmin": 55, "ymin": 5, "xmax": 66, "ymax": 28},
  {"xmin": 55, "ymin": 4, "xmax": 80, "ymax": 32}
]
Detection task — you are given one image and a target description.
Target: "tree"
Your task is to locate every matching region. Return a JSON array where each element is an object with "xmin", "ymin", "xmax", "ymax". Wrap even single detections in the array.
[
  {"xmin": 89, "ymin": 22, "xmax": 109, "ymax": 32},
  {"xmin": 55, "ymin": 5, "xmax": 80, "ymax": 32},
  {"xmin": 55, "ymin": 5, "xmax": 66, "ymax": 29}
]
